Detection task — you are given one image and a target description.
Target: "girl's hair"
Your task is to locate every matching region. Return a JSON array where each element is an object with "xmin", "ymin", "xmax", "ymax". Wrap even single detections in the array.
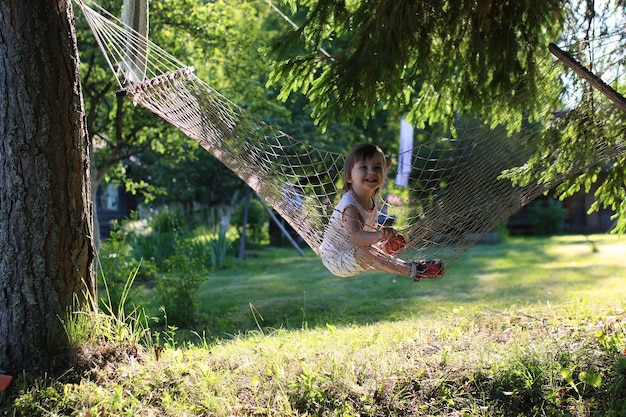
[{"xmin": 342, "ymin": 143, "xmax": 388, "ymax": 193}]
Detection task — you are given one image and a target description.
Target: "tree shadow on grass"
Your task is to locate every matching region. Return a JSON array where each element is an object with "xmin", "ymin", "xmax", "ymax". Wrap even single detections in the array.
[{"xmin": 190, "ymin": 236, "xmax": 623, "ymax": 342}]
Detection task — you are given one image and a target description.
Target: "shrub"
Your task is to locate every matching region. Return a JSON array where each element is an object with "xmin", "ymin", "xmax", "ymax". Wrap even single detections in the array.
[
  {"xmin": 149, "ymin": 207, "xmax": 187, "ymax": 233},
  {"xmin": 154, "ymin": 237, "xmax": 210, "ymax": 326},
  {"xmin": 101, "ymin": 207, "xmax": 233, "ymax": 326},
  {"xmin": 97, "ymin": 221, "xmax": 151, "ymax": 314},
  {"xmin": 128, "ymin": 208, "xmax": 188, "ymax": 266},
  {"xmin": 528, "ymin": 197, "xmax": 568, "ymax": 235},
  {"xmin": 232, "ymin": 197, "xmax": 269, "ymax": 244},
  {"xmin": 129, "ymin": 230, "xmax": 176, "ymax": 267}
]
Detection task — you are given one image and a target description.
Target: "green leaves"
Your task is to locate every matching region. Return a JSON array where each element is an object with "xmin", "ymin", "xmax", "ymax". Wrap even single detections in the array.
[
  {"xmin": 268, "ymin": 0, "xmax": 564, "ymax": 129},
  {"xmin": 561, "ymin": 366, "xmax": 603, "ymax": 397}
]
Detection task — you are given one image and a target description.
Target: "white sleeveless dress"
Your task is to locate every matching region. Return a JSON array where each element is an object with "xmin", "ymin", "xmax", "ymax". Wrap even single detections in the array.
[{"xmin": 319, "ymin": 190, "xmax": 378, "ymax": 277}]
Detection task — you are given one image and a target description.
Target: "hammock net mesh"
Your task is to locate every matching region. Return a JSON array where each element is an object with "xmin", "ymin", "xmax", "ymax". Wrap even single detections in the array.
[{"xmin": 77, "ymin": 0, "xmax": 626, "ymax": 271}]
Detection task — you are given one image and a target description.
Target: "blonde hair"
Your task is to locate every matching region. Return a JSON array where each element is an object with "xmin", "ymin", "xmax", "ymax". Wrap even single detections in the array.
[{"xmin": 342, "ymin": 143, "xmax": 388, "ymax": 194}]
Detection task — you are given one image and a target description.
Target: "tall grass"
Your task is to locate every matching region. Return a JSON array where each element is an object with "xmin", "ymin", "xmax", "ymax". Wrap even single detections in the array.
[{"xmin": 64, "ymin": 264, "xmax": 153, "ymax": 348}]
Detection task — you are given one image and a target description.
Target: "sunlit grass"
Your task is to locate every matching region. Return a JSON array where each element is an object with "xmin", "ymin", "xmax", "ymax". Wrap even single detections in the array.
[
  {"xmin": 190, "ymin": 234, "xmax": 625, "ymax": 338},
  {"xmin": 3, "ymin": 234, "xmax": 626, "ymax": 416}
]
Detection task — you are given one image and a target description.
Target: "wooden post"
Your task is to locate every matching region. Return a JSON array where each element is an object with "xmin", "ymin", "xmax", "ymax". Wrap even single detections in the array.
[{"xmin": 238, "ymin": 187, "xmax": 250, "ymax": 260}]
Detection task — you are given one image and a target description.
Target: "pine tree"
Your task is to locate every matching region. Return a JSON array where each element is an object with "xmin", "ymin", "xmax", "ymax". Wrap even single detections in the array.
[{"xmin": 0, "ymin": 0, "xmax": 95, "ymax": 371}]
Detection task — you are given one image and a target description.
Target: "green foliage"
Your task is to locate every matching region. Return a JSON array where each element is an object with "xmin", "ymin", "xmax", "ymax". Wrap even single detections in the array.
[
  {"xmin": 128, "ymin": 208, "xmax": 186, "ymax": 267},
  {"xmin": 149, "ymin": 207, "xmax": 187, "ymax": 233},
  {"xmin": 589, "ymin": 157, "xmax": 626, "ymax": 235},
  {"xmin": 77, "ymin": 0, "xmax": 413, "ymax": 221},
  {"xmin": 607, "ymin": 357, "xmax": 626, "ymax": 415},
  {"xmin": 63, "ymin": 269, "xmax": 153, "ymax": 349},
  {"xmin": 231, "ymin": 197, "xmax": 270, "ymax": 244},
  {"xmin": 269, "ymin": 0, "xmax": 564, "ymax": 129},
  {"xmin": 505, "ymin": 96, "xmax": 626, "ymax": 237},
  {"xmin": 154, "ymin": 237, "xmax": 210, "ymax": 327},
  {"xmin": 208, "ymin": 224, "xmax": 230, "ymax": 270},
  {"xmin": 96, "ymin": 268, "xmax": 153, "ymax": 347},
  {"xmin": 4, "ymin": 235, "xmax": 626, "ymax": 416},
  {"xmin": 560, "ymin": 366, "xmax": 602, "ymax": 399},
  {"xmin": 129, "ymin": 232, "xmax": 175, "ymax": 268},
  {"xmin": 12, "ymin": 384, "xmax": 68, "ymax": 417},
  {"xmin": 145, "ymin": 145, "xmax": 246, "ymax": 208},
  {"xmin": 97, "ymin": 208, "xmax": 239, "ymax": 327},
  {"xmin": 97, "ymin": 221, "xmax": 153, "ymax": 314},
  {"xmin": 528, "ymin": 198, "xmax": 568, "ymax": 235},
  {"xmin": 596, "ymin": 327, "xmax": 625, "ymax": 355},
  {"xmin": 491, "ymin": 354, "xmax": 555, "ymax": 412},
  {"xmin": 76, "ymin": 0, "xmax": 174, "ymax": 202},
  {"xmin": 77, "ymin": 0, "xmax": 290, "ymax": 210},
  {"xmin": 269, "ymin": 0, "xmax": 626, "ymax": 245}
]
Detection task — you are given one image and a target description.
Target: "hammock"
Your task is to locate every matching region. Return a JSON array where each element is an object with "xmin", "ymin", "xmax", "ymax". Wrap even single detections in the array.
[{"xmin": 76, "ymin": 0, "xmax": 626, "ymax": 271}]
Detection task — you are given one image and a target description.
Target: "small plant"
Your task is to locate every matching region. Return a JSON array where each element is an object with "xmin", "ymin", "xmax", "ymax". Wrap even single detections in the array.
[
  {"xmin": 149, "ymin": 206, "xmax": 187, "ymax": 233},
  {"xmin": 129, "ymin": 230, "xmax": 177, "ymax": 268},
  {"xmin": 490, "ymin": 352, "xmax": 552, "ymax": 413},
  {"xmin": 154, "ymin": 237, "xmax": 209, "ymax": 326},
  {"xmin": 289, "ymin": 362, "xmax": 327, "ymax": 414},
  {"xmin": 97, "ymin": 222, "xmax": 151, "ymax": 314},
  {"xmin": 209, "ymin": 223, "xmax": 229, "ymax": 269},
  {"xmin": 152, "ymin": 307, "xmax": 180, "ymax": 350},
  {"xmin": 560, "ymin": 366, "xmax": 603, "ymax": 399}
]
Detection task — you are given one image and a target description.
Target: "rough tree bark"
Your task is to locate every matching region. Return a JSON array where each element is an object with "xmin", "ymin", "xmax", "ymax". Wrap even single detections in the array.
[{"xmin": 0, "ymin": 0, "xmax": 95, "ymax": 371}]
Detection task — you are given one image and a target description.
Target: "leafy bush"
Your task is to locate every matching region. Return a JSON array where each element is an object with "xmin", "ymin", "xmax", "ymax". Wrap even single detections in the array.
[
  {"xmin": 99, "ymin": 207, "xmax": 236, "ymax": 326},
  {"xmin": 129, "ymin": 230, "xmax": 176, "ymax": 267},
  {"xmin": 128, "ymin": 208, "xmax": 187, "ymax": 266},
  {"xmin": 528, "ymin": 197, "xmax": 568, "ymax": 235},
  {"xmin": 154, "ymin": 237, "xmax": 210, "ymax": 326},
  {"xmin": 149, "ymin": 207, "xmax": 187, "ymax": 233},
  {"xmin": 232, "ymin": 197, "xmax": 269, "ymax": 244},
  {"xmin": 97, "ymin": 222, "xmax": 153, "ymax": 314}
]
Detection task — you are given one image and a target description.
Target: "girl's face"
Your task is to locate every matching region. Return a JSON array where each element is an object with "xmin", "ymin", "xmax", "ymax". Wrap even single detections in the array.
[{"xmin": 347, "ymin": 154, "xmax": 386, "ymax": 196}]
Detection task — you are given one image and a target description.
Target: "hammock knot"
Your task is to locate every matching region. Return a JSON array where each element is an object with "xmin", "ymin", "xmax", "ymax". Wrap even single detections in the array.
[{"xmin": 121, "ymin": 66, "xmax": 195, "ymax": 97}]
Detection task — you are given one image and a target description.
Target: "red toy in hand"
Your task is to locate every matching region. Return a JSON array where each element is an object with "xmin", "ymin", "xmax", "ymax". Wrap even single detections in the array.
[{"xmin": 378, "ymin": 234, "xmax": 406, "ymax": 255}]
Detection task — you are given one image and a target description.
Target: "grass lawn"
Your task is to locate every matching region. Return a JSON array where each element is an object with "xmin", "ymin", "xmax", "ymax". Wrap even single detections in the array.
[
  {"xmin": 2, "ymin": 234, "xmax": 626, "ymax": 416},
  {"xmin": 196, "ymin": 234, "xmax": 625, "ymax": 339}
]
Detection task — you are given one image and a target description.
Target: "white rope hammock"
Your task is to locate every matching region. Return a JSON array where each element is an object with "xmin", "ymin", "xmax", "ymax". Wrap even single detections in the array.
[{"xmin": 75, "ymin": 0, "xmax": 626, "ymax": 271}]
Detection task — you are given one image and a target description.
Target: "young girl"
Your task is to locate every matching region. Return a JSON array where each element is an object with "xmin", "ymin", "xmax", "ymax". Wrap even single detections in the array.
[{"xmin": 319, "ymin": 143, "xmax": 444, "ymax": 281}]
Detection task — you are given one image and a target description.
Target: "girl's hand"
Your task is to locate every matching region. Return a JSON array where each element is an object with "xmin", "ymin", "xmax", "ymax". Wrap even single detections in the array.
[{"xmin": 378, "ymin": 227, "xmax": 397, "ymax": 241}]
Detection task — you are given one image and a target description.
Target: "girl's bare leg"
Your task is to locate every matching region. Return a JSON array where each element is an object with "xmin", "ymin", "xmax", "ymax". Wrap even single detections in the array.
[{"xmin": 355, "ymin": 246, "xmax": 411, "ymax": 277}]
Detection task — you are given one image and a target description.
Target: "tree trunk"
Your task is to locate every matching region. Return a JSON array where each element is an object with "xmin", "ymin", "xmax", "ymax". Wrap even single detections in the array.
[{"xmin": 0, "ymin": 0, "xmax": 95, "ymax": 372}]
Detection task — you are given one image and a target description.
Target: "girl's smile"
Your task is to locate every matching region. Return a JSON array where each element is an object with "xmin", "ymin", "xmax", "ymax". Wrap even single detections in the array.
[{"xmin": 348, "ymin": 156, "xmax": 386, "ymax": 202}]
